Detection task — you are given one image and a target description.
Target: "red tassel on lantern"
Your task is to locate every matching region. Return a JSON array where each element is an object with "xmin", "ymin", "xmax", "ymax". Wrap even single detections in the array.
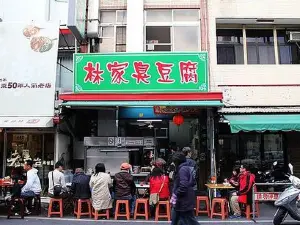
[{"xmin": 173, "ymin": 114, "xmax": 184, "ymax": 129}]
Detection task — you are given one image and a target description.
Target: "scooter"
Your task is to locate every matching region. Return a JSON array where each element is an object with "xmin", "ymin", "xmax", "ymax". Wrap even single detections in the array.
[{"xmin": 273, "ymin": 163, "xmax": 300, "ymax": 225}]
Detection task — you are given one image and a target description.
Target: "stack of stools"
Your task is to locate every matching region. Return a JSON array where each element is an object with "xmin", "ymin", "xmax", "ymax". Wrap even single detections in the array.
[
  {"xmin": 210, "ymin": 198, "xmax": 229, "ymax": 220},
  {"xmin": 74, "ymin": 199, "xmax": 92, "ymax": 219},
  {"xmin": 196, "ymin": 196, "xmax": 210, "ymax": 217},
  {"xmin": 115, "ymin": 200, "xmax": 130, "ymax": 220},
  {"xmin": 92, "ymin": 207, "xmax": 110, "ymax": 220},
  {"xmin": 134, "ymin": 198, "xmax": 149, "ymax": 220},
  {"xmin": 155, "ymin": 200, "xmax": 171, "ymax": 221},
  {"xmin": 48, "ymin": 198, "xmax": 63, "ymax": 218},
  {"xmin": 7, "ymin": 197, "xmax": 25, "ymax": 219}
]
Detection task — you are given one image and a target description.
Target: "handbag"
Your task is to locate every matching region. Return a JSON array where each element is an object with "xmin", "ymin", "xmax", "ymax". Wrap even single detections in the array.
[
  {"xmin": 52, "ymin": 171, "xmax": 62, "ymax": 197},
  {"xmin": 149, "ymin": 176, "xmax": 165, "ymax": 206}
]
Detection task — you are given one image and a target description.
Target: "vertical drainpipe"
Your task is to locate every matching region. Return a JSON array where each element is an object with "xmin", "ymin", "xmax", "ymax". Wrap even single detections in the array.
[
  {"xmin": 2, "ymin": 130, "xmax": 7, "ymax": 177},
  {"xmin": 79, "ymin": 0, "xmax": 89, "ymax": 53},
  {"xmin": 45, "ymin": 0, "xmax": 51, "ymax": 21},
  {"xmin": 201, "ymin": 0, "xmax": 216, "ymax": 178}
]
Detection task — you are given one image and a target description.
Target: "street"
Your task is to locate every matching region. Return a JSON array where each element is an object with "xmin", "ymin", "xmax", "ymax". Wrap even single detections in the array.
[{"xmin": 1, "ymin": 217, "xmax": 300, "ymax": 225}]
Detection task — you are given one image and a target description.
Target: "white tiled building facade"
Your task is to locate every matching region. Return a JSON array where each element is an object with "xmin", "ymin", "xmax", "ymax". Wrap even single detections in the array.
[
  {"xmin": 208, "ymin": 0, "xmax": 300, "ymax": 107},
  {"xmin": 83, "ymin": 0, "xmax": 300, "ymax": 108}
]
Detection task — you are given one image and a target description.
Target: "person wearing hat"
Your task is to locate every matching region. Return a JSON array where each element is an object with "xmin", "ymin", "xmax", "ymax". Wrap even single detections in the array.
[
  {"xmin": 113, "ymin": 163, "xmax": 136, "ymax": 216},
  {"xmin": 229, "ymin": 165, "xmax": 255, "ymax": 219}
]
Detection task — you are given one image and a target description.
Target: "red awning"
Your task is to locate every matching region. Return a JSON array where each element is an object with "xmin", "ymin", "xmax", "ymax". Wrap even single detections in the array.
[{"xmin": 59, "ymin": 92, "xmax": 223, "ymax": 101}]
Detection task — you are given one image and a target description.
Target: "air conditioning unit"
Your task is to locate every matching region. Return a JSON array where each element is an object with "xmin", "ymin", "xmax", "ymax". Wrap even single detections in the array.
[
  {"xmin": 288, "ymin": 31, "xmax": 300, "ymax": 42},
  {"xmin": 87, "ymin": 0, "xmax": 100, "ymax": 38}
]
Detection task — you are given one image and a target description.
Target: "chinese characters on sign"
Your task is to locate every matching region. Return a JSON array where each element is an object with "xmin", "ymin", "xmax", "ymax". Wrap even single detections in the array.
[
  {"xmin": 74, "ymin": 52, "xmax": 208, "ymax": 93},
  {"xmin": 255, "ymin": 192, "xmax": 280, "ymax": 201},
  {"xmin": 82, "ymin": 61, "xmax": 199, "ymax": 86},
  {"xmin": 0, "ymin": 78, "xmax": 52, "ymax": 89},
  {"xmin": 153, "ymin": 106, "xmax": 201, "ymax": 114}
]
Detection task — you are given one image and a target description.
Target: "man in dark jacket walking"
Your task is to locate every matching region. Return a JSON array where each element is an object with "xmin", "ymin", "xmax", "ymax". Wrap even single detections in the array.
[
  {"xmin": 171, "ymin": 152, "xmax": 199, "ymax": 225},
  {"xmin": 71, "ymin": 168, "xmax": 91, "ymax": 199},
  {"xmin": 182, "ymin": 147, "xmax": 198, "ymax": 191}
]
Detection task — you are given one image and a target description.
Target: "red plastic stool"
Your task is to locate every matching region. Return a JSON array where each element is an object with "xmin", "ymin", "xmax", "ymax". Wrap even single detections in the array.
[
  {"xmin": 155, "ymin": 200, "xmax": 171, "ymax": 221},
  {"xmin": 196, "ymin": 196, "xmax": 210, "ymax": 217},
  {"xmin": 92, "ymin": 207, "xmax": 110, "ymax": 220},
  {"xmin": 74, "ymin": 199, "xmax": 92, "ymax": 219},
  {"xmin": 245, "ymin": 202, "xmax": 260, "ymax": 219},
  {"xmin": 134, "ymin": 198, "xmax": 149, "ymax": 220},
  {"xmin": 115, "ymin": 200, "xmax": 130, "ymax": 220},
  {"xmin": 210, "ymin": 198, "xmax": 228, "ymax": 220},
  {"xmin": 48, "ymin": 198, "xmax": 63, "ymax": 218}
]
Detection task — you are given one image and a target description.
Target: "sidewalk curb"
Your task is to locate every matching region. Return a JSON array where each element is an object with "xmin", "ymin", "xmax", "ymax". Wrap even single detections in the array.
[{"xmin": 0, "ymin": 215, "xmax": 278, "ymax": 223}]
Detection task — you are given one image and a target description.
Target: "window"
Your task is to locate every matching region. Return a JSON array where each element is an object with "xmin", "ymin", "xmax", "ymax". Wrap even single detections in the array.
[
  {"xmin": 277, "ymin": 30, "xmax": 300, "ymax": 64},
  {"xmin": 145, "ymin": 9, "xmax": 200, "ymax": 52},
  {"xmin": 6, "ymin": 133, "xmax": 55, "ymax": 188},
  {"xmin": 246, "ymin": 29, "xmax": 275, "ymax": 64},
  {"xmin": 218, "ymin": 133, "xmax": 284, "ymax": 178},
  {"xmin": 217, "ymin": 26, "xmax": 300, "ymax": 65},
  {"xmin": 56, "ymin": 57, "xmax": 73, "ymax": 91},
  {"xmin": 146, "ymin": 26, "xmax": 171, "ymax": 51},
  {"xmin": 217, "ymin": 29, "xmax": 244, "ymax": 64},
  {"xmin": 116, "ymin": 26, "xmax": 126, "ymax": 52},
  {"xmin": 99, "ymin": 10, "xmax": 127, "ymax": 52}
]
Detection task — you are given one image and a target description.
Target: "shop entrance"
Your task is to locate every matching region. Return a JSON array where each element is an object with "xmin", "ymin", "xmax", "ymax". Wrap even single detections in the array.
[
  {"xmin": 118, "ymin": 117, "xmax": 200, "ymax": 166},
  {"xmin": 3, "ymin": 129, "xmax": 55, "ymax": 192},
  {"xmin": 66, "ymin": 106, "xmax": 213, "ymax": 190}
]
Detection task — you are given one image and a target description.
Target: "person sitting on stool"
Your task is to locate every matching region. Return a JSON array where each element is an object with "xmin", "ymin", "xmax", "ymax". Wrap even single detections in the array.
[
  {"xmin": 113, "ymin": 163, "xmax": 136, "ymax": 216},
  {"xmin": 21, "ymin": 160, "xmax": 42, "ymax": 215}
]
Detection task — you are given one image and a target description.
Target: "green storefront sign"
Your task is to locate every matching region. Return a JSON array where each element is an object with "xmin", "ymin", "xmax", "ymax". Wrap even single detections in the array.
[{"xmin": 74, "ymin": 52, "xmax": 208, "ymax": 93}]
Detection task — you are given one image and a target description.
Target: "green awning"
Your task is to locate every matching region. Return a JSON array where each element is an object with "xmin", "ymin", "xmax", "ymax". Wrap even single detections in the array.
[
  {"xmin": 224, "ymin": 114, "xmax": 300, "ymax": 133},
  {"xmin": 61, "ymin": 100, "xmax": 223, "ymax": 107}
]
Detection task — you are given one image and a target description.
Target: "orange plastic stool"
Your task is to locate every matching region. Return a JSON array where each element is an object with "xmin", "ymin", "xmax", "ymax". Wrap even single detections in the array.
[
  {"xmin": 155, "ymin": 200, "xmax": 171, "ymax": 221},
  {"xmin": 92, "ymin": 207, "xmax": 110, "ymax": 220},
  {"xmin": 115, "ymin": 200, "xmax": 130, "ymax": 220},
  {"xmin": 196, "ymin": 196, "xmax": 210, "ymax": 217},
  {"xmin": 134, "ymin": 198, "xmax": 149, "ymax": 220},
  {"xmin": 74, "ymin": 199, "xmax": 92, "ymax": 219},
  {"xmin": 48, "ymin": 198, "xmax": 63, "ymax": 218},
  {"xmin": 245, "ymin": 202, "xmax": 260, "ymax": 219},
  {"xmin": 210, "ymin": 198, "xmax": 228, "ymax": 220}
]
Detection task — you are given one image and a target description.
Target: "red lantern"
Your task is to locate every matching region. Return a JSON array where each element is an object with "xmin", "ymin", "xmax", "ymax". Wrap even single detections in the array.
[{"xmin": 173, "ymin": 114, "xmax": 184, "ymax": 126}]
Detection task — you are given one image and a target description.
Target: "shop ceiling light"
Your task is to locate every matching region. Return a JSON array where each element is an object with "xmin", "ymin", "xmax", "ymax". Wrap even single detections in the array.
[{"xmin": 137, "ymin": 119, "xmax": 162, "ymax": 122}]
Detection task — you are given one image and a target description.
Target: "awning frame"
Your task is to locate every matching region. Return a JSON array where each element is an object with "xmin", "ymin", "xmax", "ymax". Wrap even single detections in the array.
[
  {"xmin": 224, "ymin": 114, "xmax": 300, "ymax": 133},
  {"xmin": 61, "ymin": 100, "xmax": 224, "ymax": 107}
]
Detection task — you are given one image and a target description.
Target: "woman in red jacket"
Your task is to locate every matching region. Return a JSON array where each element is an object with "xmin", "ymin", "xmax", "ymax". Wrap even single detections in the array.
[
  {"xmin": 149, "ymin": 167, "xmax": 170, "ymax": 200},
  {"xmin": 229, "ymin": 165, "xmax": 255, "ymax": 218}
]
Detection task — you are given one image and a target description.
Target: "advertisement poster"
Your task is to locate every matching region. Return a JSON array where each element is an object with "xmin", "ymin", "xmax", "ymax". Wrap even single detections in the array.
[{"xmin": 0, "ymin": 22, "xmax": 59, "ymax": 117}]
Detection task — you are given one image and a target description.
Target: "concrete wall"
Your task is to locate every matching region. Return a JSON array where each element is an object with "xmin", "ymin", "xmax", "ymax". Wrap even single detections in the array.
[
  {"xmin": 208, "ymin": 0, "xmax": 300, "ymax": 107},
  {"xmin": 54, "ymin": 132, "xmax": 70, "ymax": 167},
  {"xmin": 98, "ymin": 110, "xmax": 117, "ymax": 136},
  {"xmin": 0, "ymin": 0, "xmax": 68, "ymax": 23},
  {"xmin": 215, "ymin": 0, "xmax": 300, "ymax": 19}
]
